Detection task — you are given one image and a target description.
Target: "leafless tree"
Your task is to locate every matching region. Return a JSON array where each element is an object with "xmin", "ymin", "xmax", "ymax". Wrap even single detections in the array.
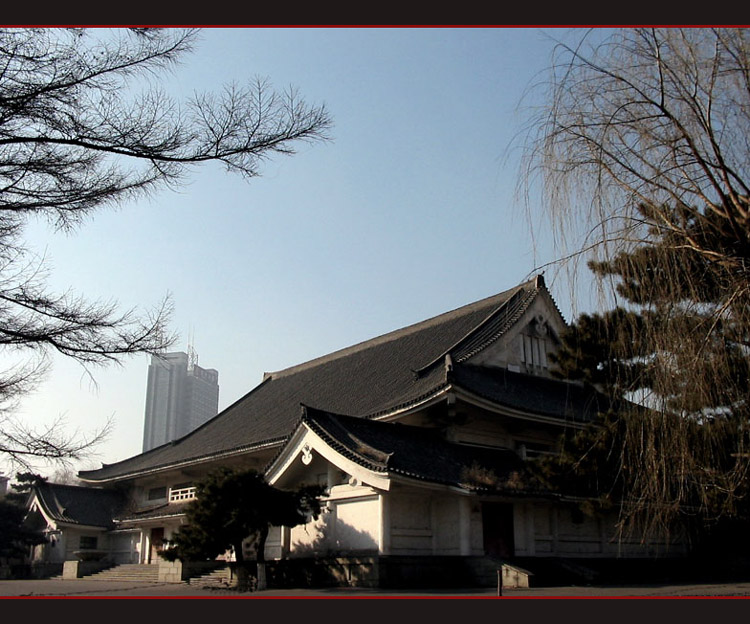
[
  {"xmin": 0, "ymin": 28, "xmax": 332, "ymax": 467},
  {"xmin": 524, "ymin": 28, "xmax": 750, "ymax": 288},
  {"xmin": 522, "ymin": 28, "xmax": 750, "ymax": 542}
]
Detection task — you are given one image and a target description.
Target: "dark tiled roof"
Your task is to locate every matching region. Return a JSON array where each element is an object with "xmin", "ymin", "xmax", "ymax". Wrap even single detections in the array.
[
  {"xmin": 298, "ymin": 406, "xmax": 532, "ymax": 492},
  {"xmin": 32, "ymin": 483, "xmax": 127, "ymax": 529},
  {"xmin": 451, "ymin": 364, "xmax": 608, "ymax": 422},
  {"xmin": 80, "ymin": 279, "xmax": 548, "ymax": 482},
  {"xmin": 115, "ymin": 501, "xmax": 193, "ymax": 523}
]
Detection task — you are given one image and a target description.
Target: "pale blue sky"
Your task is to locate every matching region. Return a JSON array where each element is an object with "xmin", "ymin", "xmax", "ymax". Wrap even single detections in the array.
[{"xmin": 4, "ymin": 27, "xmax": 597, "ymax": 475}]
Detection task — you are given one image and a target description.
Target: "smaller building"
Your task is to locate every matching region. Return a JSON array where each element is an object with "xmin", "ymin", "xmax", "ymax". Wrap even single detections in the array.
[{"xmin": 24, "ymin": 483, "xmax": 132, "ymax": 565}]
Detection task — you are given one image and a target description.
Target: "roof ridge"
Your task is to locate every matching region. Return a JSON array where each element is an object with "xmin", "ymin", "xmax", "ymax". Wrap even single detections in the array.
[
  {"xmin": 414, "ymin": 283, "xmax": 538, "ymax": 376},
  {"xmin": 39, "ymin": 482, "xmax": 102, "ymax": 491},
  {"xmin": 266, "ymin": 280, "xmax": 536, "ymax": 381},
  {"xmin": 35, "ymin": 485, "xmax": 70, "ymax": 523}
]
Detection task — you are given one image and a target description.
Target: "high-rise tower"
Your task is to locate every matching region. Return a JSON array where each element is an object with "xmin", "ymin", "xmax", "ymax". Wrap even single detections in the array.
[{"xmin": 141, "ymin": 351, "xmax": 219, "ymax": 452}]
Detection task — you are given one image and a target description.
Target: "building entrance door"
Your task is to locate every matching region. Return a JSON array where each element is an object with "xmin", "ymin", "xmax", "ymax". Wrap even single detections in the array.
[
  {"xmin": 482, "ymin": 502, "xmax": 515, "ymax": 558},
  {"xmin": 149, "ymin": 527, "xmax": 164, "ymax": 564}
]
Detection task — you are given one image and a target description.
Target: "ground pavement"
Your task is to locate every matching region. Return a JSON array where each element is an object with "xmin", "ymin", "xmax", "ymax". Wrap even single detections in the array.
[{"xmin": 1, "ymin": 578, "xmax": 750, "ymax": 598}]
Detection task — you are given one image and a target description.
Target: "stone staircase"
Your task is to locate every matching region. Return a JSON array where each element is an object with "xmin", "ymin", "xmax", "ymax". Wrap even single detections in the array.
[
  {"xmin": 83, "ymin": 563, "xmax": 163, "ymax": 582},
  {"xmin": 187, "ymin": 565, "xmax": 232, "ymax": 588}
]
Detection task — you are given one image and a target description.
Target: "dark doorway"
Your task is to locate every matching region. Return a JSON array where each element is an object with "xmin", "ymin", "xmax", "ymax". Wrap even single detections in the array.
[
  {"xmin": 482, "ymin": 502, "xmax": 515, "ymax": 558},
  {"xmin": 149, "ymin": 527, "xmax": 164, "ymax": 564}
]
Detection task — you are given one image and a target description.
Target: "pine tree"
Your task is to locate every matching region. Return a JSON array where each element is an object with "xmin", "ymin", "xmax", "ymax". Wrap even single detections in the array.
[
  {"xmin": 539, "ymin": 202, "xmax": 750, "ymax": 547},
  {"xmin": 0, "ymin": 473, "xmax": 48, "ymax": 560},
  {"xmin": 161, "ymin": 468, "xmax": 324, "ymax": 590}
]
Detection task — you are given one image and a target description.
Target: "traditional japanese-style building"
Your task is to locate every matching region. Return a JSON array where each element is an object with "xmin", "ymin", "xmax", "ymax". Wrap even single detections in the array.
[
  {"xmin": 23, "ymin": 482, "xmax": 129, "ymax": 565},
  {"xmin": 27, "ymin": 275, "xmax": 684, "ymax": 586}
]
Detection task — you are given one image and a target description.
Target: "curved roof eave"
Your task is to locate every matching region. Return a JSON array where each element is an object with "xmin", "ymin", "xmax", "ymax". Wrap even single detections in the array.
[
  {"xmin": 78, "ymin": 438, "xmax": 285, "ymax": 485},
  {"xmin": 450, "ymin": 385, "xmax": 591, "ymax": 428}
]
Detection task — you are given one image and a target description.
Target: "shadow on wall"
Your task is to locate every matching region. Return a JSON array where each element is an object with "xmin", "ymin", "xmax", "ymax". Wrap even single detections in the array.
[
  {"xmin": 268, "ymin": 513, "xmax": 506, "ymax": 589},
  {"xmin": 264, "ymin": 514, "xmax": 381, "ymax": 588},
  {"xmin": 290, "ymin": 512, "xmax": 378, "ymax": 557}
]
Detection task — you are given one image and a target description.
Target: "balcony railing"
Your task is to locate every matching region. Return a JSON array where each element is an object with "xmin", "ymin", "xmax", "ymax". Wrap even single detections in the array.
[{"xmin": 169, "ymin": 486, "xmax": 196, "ymax": 502}]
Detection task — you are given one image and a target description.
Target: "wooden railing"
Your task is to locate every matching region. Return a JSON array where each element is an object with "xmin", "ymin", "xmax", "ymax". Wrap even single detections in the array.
[{"xmin": 169, "ymin": 486, "xmax": 196, "ymax": 502}]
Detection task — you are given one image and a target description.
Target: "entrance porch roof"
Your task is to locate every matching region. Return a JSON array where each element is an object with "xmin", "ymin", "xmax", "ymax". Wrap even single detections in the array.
[{"xmin": 266, "ymin": 405, "xmax": 536, "ymax": 495}]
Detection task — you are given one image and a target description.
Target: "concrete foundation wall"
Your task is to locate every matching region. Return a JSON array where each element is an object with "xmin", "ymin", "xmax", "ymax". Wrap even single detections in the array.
[
  {"xmin": 158, "ymin": 559, "xmax": 222, "ymax": 583},
  {"xmin": 266, "ymin": 555, "xmax": 503, "ymax": 589},
  {"xmin": 0, "ymin": 563, "xmax": 64, "ymax": 579}
]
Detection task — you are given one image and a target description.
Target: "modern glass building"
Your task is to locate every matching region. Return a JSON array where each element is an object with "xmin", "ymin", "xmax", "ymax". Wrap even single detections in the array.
[{"xmin": 141, "ymin": 351, "xmax": 219, "ymax": 452}]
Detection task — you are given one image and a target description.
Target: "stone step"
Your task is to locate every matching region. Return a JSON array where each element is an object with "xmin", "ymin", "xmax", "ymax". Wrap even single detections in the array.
[
  {"xmin": 188, "ymin": 565, "xmax": 232, "ymax": 587},
  {"xmin": 83, "ymin": 563, "xmax": 162, "ymax": 582}
]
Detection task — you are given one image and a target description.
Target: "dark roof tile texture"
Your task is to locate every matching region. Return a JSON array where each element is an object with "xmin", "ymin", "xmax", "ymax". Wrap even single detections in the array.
[
  {"xmin": 80, "ymin": 280, "xmax": 544, "ymax": 482},
  {"xmin": 452, "ymin": 364, "xmax": 608, "ymax": 422},
  {"xmin": 116, "ymin": 500, "xmax": 193, "ymax": 522},
  {"xmin": 33, "ymin": 483, "xmax": 127, "ymax": 528},
  {"xmin": 301, "ymin": 407, "xmax": 530, "ymax": 492}
]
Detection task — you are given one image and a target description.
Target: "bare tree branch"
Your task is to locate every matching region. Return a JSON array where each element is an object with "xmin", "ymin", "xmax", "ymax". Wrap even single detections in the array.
[{"xmin": 0, "ymin": 28, "xmax": 332, "ymax": 467}]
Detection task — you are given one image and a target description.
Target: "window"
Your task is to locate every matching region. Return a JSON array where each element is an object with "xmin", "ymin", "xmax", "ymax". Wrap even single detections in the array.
[
  {"xmin": 517, "ymin": 441, "xmax": 553, "ymax": 460},
  {"xmin": 520, "ymin": 334, "xmax": 547, "ymax": 369},
  {"xmin": 79, "ymin": 536, "xmax": 98, "ymax": 550},
  {"xmin": 147, "ymin": 486, "xmax": 167, "ymax": 501}
]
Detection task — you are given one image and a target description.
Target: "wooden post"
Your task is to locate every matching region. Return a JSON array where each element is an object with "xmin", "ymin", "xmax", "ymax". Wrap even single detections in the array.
[{"xmin": 497, "ymin": 567, "xmax": 503, "ymax": 596}]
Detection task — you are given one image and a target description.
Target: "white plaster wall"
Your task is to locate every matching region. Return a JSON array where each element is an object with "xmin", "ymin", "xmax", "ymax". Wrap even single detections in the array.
[
  {"xmin": 531, "ymin": 503, "xmax": 600, "ymax": 556},
  {"xmin": 528, "ymin": 503, "xmax": 686, "ymax": 558},
  {"xmin": 468, "ymin": 295, "xmax": 565, "ymax": 374},
  {"xmin": 288, "ymin": 494, "xmax": 380, "ymax": 556},
  {"xmin": 470, "ymin": 502, "xmax": 484, "ymax": 555},
  {"xmin": 56, "ymin": 528, "xmax": 101, "ymax": 560},
  {"xmin": 389, "ymin": 493, "xmax": 433, "ymax": 554},
  {"xmin": 432, "ymin": 497, "xmax": 461, "ymax": 555},
  {"xmin": 379, "ymin": 492, "xmax": 485, "ymax": 557},
  {"xmin": 532, "ymin": 503, "xmax": 554, "ymax": 555},
  {"xmin": 556, "ymin": 506, "xmax": 603, "ymax": 555},
  {"xmin": 34, "ymin": 532, "xmax": 66, "ymax": 563},
  {"xmin": 52, "ymin": 539, "xmax": 67, "ymax": 564},
  {"xmin": 513, "ymin": 503, "xmax": 535, "ymax": 556},
  {"xmin": 332, "ymin": 497, "xmax": 380, "ymax": 552},
  {"xmin": 288, "ymin": 512, "xmax": 327, "ymax": 554}
]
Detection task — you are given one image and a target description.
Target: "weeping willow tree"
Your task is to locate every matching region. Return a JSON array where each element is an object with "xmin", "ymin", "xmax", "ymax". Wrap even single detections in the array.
[{"xmin": 522, "ymin": 28, "xmax": 750, "ymax": 546}]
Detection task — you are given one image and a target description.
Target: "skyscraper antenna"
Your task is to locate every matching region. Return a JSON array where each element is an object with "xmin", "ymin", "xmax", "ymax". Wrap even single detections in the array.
[{"xmin": 187, "ymin": 327, "xmax": 198, "ymax": 372}]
